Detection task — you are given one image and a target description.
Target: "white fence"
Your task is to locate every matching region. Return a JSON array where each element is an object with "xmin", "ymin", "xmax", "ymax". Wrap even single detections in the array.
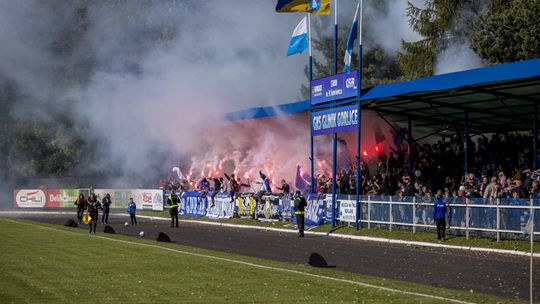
[{"xmin": 336, "ymin": 195, "xmax": 539, "ymax": 241}]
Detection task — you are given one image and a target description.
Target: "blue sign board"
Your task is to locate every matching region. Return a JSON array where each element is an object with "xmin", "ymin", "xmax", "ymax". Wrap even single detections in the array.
[
  {"xmin": 311, "ymin": 71, "xmax": 358, "ymax": 105},
  {"xmin": 311, "ymin": 104, "xmax": 359, "ymax": 136}
]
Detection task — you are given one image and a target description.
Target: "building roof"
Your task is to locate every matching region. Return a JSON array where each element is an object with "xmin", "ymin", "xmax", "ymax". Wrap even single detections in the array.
[{"xmin": 226, "ymin": 58, "xmax": 540, "ymax": 134}]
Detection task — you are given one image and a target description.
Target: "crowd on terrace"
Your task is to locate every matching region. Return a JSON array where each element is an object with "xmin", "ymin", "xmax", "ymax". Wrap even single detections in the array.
[{"xmin": 160, "ymin": 133, "xmax": 540, "ymax": 201}]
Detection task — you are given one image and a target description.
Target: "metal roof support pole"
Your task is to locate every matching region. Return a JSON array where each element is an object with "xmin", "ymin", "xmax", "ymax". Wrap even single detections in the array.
[
  {"xmin": 330, "ymin": 1, "xmax": 339, "ymax": 228},
  {"xmin": 464, "ymin": 111, "xmax": 469, "ymax": 175},
  {"xmin": 309, "ymin": 13, "xmax": 315, "ymax": 194},
  {"xmin": 355, "ymin": 0, "xmax": 364, "ymax": 231},
  {"xmin": 533, "ymin": 103, "xmax": 538, "ymax": 170},
  {"xmin": 408, "ymin": 116, "xmax": 413, "ymax": 177}
]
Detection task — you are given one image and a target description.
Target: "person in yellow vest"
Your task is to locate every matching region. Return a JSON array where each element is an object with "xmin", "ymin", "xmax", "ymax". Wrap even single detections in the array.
[
  {"xmin": 294, "ymin": 190, "xmax": 307, "ymax": 237},
  {"xmin": 167, "ymin": 191, "xmax": 180, "ymax": 228}
]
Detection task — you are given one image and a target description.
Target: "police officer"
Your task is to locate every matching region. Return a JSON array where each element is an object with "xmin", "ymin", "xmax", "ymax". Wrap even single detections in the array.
[
  {"xmin": 101, "ymin": 193, "xmax": 112, "ymax": 224},
  {"xmin": 294, "ymin": 190, "xmax": 307, "ymax": 237},
  {"xmin": 167, "ymin": 191, "xmax": 180, "ymax": 228}
]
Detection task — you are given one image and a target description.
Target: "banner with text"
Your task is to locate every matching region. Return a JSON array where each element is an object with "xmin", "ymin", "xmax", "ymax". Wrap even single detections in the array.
[
  {"xmin": 179, "ymin": 192, "xmax": 208, "ymax": 217},
  {"xmin": 206, "ymin": 193, "xmax": 234, "ymax": 219},
  {"xmin": 311, "ymin": 71, "xmax": 358, "ymax": 105},
  {"xmin": 311, "ymin": 104, "xmax": 359, "ymax": 136}
]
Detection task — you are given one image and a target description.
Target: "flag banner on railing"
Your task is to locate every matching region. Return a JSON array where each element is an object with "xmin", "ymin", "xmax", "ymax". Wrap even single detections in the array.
[
  {"xmin": 281, "ymin": 194, "xmax": 293, "ymax": 220},
  {"xmin": 237, "ymin": 195, "xmax": 255, "ymax": 218},
  {"xmin": 257, "ymin": 195, "xmax": 281, "ymax": 222},
  {"xmin": 206, "ymin": 194, "xmax": 234, "ymax": 219},
  {"xmin": 179, "ymin": 192, "xmax": 207, "ymax": 217}
]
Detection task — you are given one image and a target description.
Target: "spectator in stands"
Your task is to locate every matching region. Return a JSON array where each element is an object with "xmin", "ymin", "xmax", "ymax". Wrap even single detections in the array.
[
  {"xmin": 197, "ymin": 177, "xmax": 210, "ymax": 207},
  {"xmin": 210, "ymin": 177, "xmax": 221, "ymax": 207},
  {"xmin": 276, "ymin": 179, "xmax": 291, "ymax": 197}
]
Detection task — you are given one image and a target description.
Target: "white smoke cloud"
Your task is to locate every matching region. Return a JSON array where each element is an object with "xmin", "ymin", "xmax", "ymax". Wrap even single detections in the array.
[{"xmin": 434, "ymin": 41, "xmax": 485, "ymax": 75}]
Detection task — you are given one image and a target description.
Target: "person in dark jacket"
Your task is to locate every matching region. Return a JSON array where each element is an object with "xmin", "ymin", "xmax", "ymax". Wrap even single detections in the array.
[
  {"xmin": 210, "ymin": 177, "xmax": 221, "ymax": 207},
  {"xmin": 167, "ymin": 191, "xmax": 180, "ymax": 228},
  {"xmin": 294, "ymin": 190, "xmax": 307, "ymax": 237},
  {"xmin": 127, "ymin": 198, "xmax": 137, "ymax": 225},
  {"xmin": 74, "ymin": 193, "xmax": 87, "ymax": 224},
  {"xmin": 101, "ymin": 193, "xmax": 112, "ymax": 224},
  {"xmin": 87, "ymin": 193, "xmax": 102, "ymax": 234},
  {"xmin": 433, "ymin": 189, "xmax": 447, "ymax": 242}
]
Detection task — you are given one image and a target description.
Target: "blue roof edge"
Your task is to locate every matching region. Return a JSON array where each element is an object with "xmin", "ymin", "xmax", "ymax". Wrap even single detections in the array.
[{"xmin": 225, "ymin": 58, "xmax": 540, "ymax": 121}]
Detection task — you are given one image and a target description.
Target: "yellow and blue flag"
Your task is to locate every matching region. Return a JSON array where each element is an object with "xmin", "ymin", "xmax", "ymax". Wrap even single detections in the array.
[{"xmin": 275, "ymin": 0, "xmax": 330, "ymax": 15}]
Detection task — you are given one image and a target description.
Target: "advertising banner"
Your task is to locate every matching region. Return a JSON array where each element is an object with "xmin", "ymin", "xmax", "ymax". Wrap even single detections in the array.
[
  {"xmin": 206, "ymin": 194, "xmax": 234, "ymax": 219},
  {"xmin": 311, "ymin": 104, "xmax": 359, "ymax": 136},
  {"xmin": 179, "ymin": 192, "xmax": 207, "ymax": 217},
  {"xmin": 311, "ymin": 71, "xmax": 358, "ymax": 105},
  {"xmin": 13, "ymin": 189, "xmax": 47, "ymax": 208},
  {"xmin": 337, "ymin": 200, "xmax": 356, "ymax": 223}
]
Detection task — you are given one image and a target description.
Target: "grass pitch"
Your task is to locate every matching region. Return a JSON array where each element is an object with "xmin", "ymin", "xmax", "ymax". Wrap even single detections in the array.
[{"xmin": 0, "ymin": 217, "xmax": 524, "ymax": 303}]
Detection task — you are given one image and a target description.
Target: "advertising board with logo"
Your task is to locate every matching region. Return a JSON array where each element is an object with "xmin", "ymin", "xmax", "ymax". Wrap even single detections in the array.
[
  {"xmin": 14, "ymin": 189, "xmax": 47, "ymax": 208},
  {"xmin": 310, "ymin": 71, "xmax": 358, "ymax": 105}
]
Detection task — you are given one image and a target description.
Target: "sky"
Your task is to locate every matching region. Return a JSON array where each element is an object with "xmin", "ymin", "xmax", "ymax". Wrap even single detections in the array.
[{"xmin": 0, "ymin": 0, "xmax": 485, "ymax": 187}]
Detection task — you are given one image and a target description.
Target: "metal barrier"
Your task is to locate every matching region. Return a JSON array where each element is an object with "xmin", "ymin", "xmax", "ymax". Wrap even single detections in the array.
[{"xmin": 335, "ymin": 195, "xmax": 539, "ymax": 241}]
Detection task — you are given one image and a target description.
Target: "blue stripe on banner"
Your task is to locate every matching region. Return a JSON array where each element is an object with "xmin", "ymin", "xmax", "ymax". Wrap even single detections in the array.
[{"xmin": 286, "ymin": 33, "xmax": 308, "ymax": 56}]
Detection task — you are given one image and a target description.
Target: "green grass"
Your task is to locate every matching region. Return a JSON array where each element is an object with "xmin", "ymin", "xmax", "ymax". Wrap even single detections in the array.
[
  {"xmin": 139, "ymin": 210, "xmax": 539, "ymax": 253},
  {"xmin": 0, "ymin": 217, "xmax": 524, "ymax": 303}
]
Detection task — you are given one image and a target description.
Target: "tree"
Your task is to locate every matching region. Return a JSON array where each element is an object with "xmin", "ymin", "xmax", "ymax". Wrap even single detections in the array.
[
  {"xmin": 470, "ymin": 0, "xmax": 540, "ymax": 64},
  {"xmin": 397, "ymin": 0, "xmax": 489, "ymax": 79}
]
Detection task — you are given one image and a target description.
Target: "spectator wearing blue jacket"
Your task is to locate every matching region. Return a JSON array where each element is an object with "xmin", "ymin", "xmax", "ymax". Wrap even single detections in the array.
[
  {"xmin": 127, "ymin": 197, "xmax": 137, "ymax": 226},
  {"xmin": 433, "ymin": 190, "xmax": 447, "ymax": 242}
]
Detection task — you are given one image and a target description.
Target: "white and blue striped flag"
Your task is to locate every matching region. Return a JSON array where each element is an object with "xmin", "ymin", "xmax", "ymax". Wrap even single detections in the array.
[
  {"xmin": 344, "ymin": 2, "xmax": 360, "ymax": 72},
  {"xmin": 286, "ymin": 16, "xmax": 308, "ymax": 57}
]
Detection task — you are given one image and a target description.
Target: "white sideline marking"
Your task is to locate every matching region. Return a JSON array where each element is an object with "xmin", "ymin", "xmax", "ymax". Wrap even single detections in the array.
[
  {"xmin": 2, "ymin": 210, "xmax": 539, "ymax": 258},
  {"xmin": 2, "ymin": 218, "xmax": 476, "ymax": 304}
]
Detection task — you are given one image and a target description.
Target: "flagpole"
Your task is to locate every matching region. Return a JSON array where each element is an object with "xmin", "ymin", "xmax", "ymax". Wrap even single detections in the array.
[
  {"xmin": 355, "ymin": 0, "xmax": 363, "ymax": 231},
  {"xmin": 331, "ymin": 0, "xmax": 339, "ymax": 228},
  {"xmin": 309, "ymin": 12, "xmax": 315, "ymax": 194}
]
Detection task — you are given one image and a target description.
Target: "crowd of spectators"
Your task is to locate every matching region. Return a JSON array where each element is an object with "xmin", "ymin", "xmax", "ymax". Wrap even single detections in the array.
[
  {"xmin": 160, "ymin": 134, "xmax": 539, "ymax": 201},
  {"xmin": 326, "ymin": 133, "xmax": 540, "ymax": 201}
]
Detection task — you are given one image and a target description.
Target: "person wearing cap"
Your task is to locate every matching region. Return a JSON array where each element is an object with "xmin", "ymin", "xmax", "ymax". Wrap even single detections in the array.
[
  {"xmin": 101, "ymin": 193, "xmax": 112, "ymax": 224},
  {"xmin": 293, "ymin": 190, "xmax": 307, "ymax": 237},
  {"xmin": 127, "ymin": 197, "xmax": 137, "ymax": 226}
]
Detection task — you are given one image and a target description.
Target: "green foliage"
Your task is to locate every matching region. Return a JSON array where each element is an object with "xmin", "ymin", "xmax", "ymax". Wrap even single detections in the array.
[
  {"xmin": 398, "ymin": 0, "xmax": 490, "ymax": 79},
  {"xmin": 470, "ymin": 0, "xmax": 540, "ymax": 64}
]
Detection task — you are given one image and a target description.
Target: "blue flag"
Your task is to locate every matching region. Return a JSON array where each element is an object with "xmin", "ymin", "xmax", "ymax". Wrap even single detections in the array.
[
  {"xmin": 286, "ymin": 16, "xmax": 308, "ymax": 57},
  {"xmin": 344, "ymin": 2, "xmax": 360, "ymax": 72}
]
